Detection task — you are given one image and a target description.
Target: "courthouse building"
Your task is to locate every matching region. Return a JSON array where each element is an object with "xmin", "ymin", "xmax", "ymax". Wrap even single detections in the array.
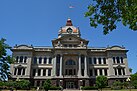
[{"xmin": 10, "ymin": 19, "xmax": 130, "ymax": 89}]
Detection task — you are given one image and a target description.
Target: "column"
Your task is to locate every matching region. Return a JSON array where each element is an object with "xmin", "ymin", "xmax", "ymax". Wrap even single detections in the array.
[
  {"xmin": 102, "ymin": 69, "xmax": 105, "ymax": 76},
  {"xmin": 36, "ymin": 69, "xmax": 38, "ymax": 76},
  {"xmin": 53, "ymin": 55, "xmax": 56, "ymax": 76},
  {"xmin": 78, "ymin": 55, "xmax": 81, "ymax": 77},
  {"xmin": 97, "ymin": 69, "xmax": 100, "ymax": 76},
  {"xmin": 46, "ymin": 69, "xmax": 48, "ymax": 76},
  {"xmin": 59, "ymin": 54, "xmax": 63, "ymax": 77},
  {"xmin": 41, "ymin": 69, "xmax": 43, "ymax": 76},
  {"xmin": 47, "ymin": 57, "xmax": 49, "ymax": 64},
  {"xmin": 84, "ymin": 56, "xmax": 88, "ymax": 77},
  {"xmin": 42, "ymin": 57, "xmax": 44, "ymax": 64},
  {"xmin": 96, "ymin": 57, "xmax": 99, "ymax": 64},
  {"xmin": 116, "ymin": 68, "xmax": 118, "ymax": 75},
  {"xmin": 16, "ymin": 68, "xmax": 18, "ymax": 75}
]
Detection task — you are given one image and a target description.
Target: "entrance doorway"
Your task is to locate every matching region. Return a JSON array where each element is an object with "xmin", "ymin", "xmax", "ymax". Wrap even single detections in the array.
[{"xmin": 66, "ymin": 82, "xmax": 75, "ymax": 89}]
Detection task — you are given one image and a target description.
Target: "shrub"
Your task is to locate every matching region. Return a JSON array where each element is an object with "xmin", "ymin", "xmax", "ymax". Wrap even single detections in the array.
[{"xmin": 49, "ymin": 86, "xmax": 61, "ymax": 90}]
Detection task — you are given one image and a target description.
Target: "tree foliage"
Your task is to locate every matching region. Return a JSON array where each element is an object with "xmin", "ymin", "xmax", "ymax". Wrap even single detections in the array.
[
  {"xmin": 0, "ymin": 38, "xmax": 13, "ymax": 81},
  {"xmin": 43, "ymin": 79, "xmax": 51, "ymax": 91},
  {"xmin": 112, "ymin": 80, "xmax": 122, "ymax": 90},
  {"xmin": 85, "ymin": 0, "xmax": 137, "ymax": 34},
  {"xmin": 96, "ymin": 76, "xmax": 107, "ymax": 90},
  {"xmin": 131, "ymin": 73, "xmax": 137, "ymax": 89}
]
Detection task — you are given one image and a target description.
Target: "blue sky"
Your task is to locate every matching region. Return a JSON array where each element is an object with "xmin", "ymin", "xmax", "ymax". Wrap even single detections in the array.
[{"xmin": 0, "ymin": 0, "xmax": 137, "ymax": 73}]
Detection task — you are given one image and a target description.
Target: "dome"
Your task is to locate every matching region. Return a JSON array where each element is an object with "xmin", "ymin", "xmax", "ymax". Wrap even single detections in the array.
[{"xmin": 58, "ymin": 18, "xmax": 81, "ymax": 38}]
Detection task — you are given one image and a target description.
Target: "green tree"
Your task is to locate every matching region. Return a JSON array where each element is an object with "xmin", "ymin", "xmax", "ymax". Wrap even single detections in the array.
[
  {"xmin": 0, "ymin": 38, "xmax": 13, "ymax": 81},
  {"xmin": 112, "ymin": 80, "xmax": 122, "ymax": 90},
  {"xmin": 43, "ymin": 79, "xmax": 51, "ymax": 91},
  {"xmin": 96, "ymin": 76, "xmax": 107, "ymax": 91},
  {"xmin": 85, "ymin": 0, "xmax": 137, "ymax": 34},
  {"xmin": 131, "ymin": 73, "xmax": 137, "ymax": 89}
]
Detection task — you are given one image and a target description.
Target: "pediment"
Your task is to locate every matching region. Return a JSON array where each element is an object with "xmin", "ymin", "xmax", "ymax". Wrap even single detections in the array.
[
  {"xmin": 109, "ymin": 46, "xmax": 124, "ymax": 50},
  {"xmin": 14, "ymin": 45, "xmax": 33, "ymax": 49}
]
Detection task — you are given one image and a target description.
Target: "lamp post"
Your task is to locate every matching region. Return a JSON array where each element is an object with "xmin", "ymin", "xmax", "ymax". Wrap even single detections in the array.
[{"xmin": 126, "ymin": 77, "xmax": 131, "ymax": 91}]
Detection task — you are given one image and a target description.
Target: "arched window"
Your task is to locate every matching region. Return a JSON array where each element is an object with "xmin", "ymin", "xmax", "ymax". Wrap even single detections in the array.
[
  {"xmin": 39, "ymin": 57, "xmax": 42, "ymax": 64},
  {"xmin": 103, "ymin": 58, "xmax": 106, "ymax": 64},
  {"xmin": 89, "ymin": 57, "xmax": 92, "ymax": 64},
  {"xmin": 98, "ymin": 58, "xmax": 101, "ymax": 64},
  {"xmin": 24, "ymin": 56, "xmax": 27, "ymax": 63},
  {"xmin": 116, "ymin": 57, "xmax": 120, "ymax": 63},
  {"xmin": 94, "ymin": 57, "xmax": 96, "ymax": 64},
  {"xmin": 20, "ymin": 56, "xmax": 23, "ymax": 63},
  {"xmin": 34, "ymin": 57, "xmax": 37, "ymax": 64},
  {"xmin": 49, "ymin": 57, "xmax": 52, "ymax": 64},
  {"xmin": 16, "ymin": 56, "xmax": 19, "ymax": 63},
  {"xmin": 66, "ymin": 60, "xmax": 75, "ymax": 65},
  {"xmin": 113, "ymin": 57, "xmax": 115, "ymax": 64},
  {"xmin": 44, "ymin": 57, "xmax": 47, "ymax": 64}
]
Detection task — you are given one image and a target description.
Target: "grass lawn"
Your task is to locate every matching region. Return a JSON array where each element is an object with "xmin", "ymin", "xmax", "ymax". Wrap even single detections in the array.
[{"xmin": 101, "ymin": 89, "xmax": 137, "ymax": 91}]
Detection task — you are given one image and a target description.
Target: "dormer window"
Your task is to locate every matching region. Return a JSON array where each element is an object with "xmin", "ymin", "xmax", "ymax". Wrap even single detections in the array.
[{"xmin": 67, "ymin": 28, "xmax": 73, "ymax": 34}]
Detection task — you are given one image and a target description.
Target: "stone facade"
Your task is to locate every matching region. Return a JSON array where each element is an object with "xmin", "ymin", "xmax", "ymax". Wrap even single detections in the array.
[{"xmin": 10, "ymin": 19, "xmax": 130, "ymax": 89}]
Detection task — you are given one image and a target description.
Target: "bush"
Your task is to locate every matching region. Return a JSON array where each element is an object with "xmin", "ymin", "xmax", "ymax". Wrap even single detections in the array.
[
  {"xmin": 49, "ymin": 86, "xmax": 61, "ymax": 90},
  {"xmin": 81, "ymin": 86, "xmax": 98, "ymax": 90}
]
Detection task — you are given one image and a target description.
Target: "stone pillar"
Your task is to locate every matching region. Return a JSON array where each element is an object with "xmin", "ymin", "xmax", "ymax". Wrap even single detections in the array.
[
  {"xmin": 78, "ymin": 55, "xmax": 81, "ymax": 77},
  {"xmin": 59, "ymin": 55, "xmax": 63, "ymax": 77},
  {"xmin": 41, "ymin": 69, "xmax": 43, "ymax": 76},
  {"xmin": 102, "ymin": 69, "xmax": 105, "ymax": 76},
  {"xmin": 47, "ymin": 56, "xmax": 49, "ymax": 64},
  {"xmin": 97, "ymin": 69, "xmax": 100, "ymax": 76},
  {"xmin": 36, "ymin": 69, "xmax": 38, "ymax": 76},
  {"xmin": 53, "ymin": 55, "xmax": 57, "ymax": 76},
  {"xmin": 46, "ymin": 69, "xmax": 48, "ymax": 76},
  {"xmin": 16, "ymin": 68, "xmax": 18, "ymax": 75},
  {"xmin": 84, "ymin": 56, "xmax": 88, "ymax": 77},
  {"xmin": 42, "ymin": 57, "xmax": 44, "ymax": 64}
]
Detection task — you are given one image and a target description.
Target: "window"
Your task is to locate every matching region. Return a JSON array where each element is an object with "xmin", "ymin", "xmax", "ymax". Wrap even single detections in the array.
[
  {"xmin": 98, "ymin": 58, "xmax": 101, "ymax": 64},
  {"xmin": 34, "ymin": 57, "xmax": 37, "ymax": 64},
  {"xmin": 43, "ymin": 69, "xmax": 46, "ymax": 76},
  {"xmin": 74, "ymin": 69, "xmax": 76, "ymax": 75},
  {"xmin": 118, "ymin": 68, "xmax": 122, "ymax": 75},
  {"xmin": 20, "ymin": 56, "xmax": 23, "ymax": 63},
  {"xmin": 103, "ymin": 58, "xmax": 106, "ymax": 64},
  {"xmin": 24, "ymin": 56, "xmax": 27, "ymax": 63},
  {"xmin": 16, "ymin": 56, "xmax": 19, "ymax": 63},
  {"xmin": 33, "ymin": 69, "xmax": 36, "ymax": 76},
  {"xmin": 122, "ymin": 68, "xmax": 125, "ymax": 75},
  {"xmin": 94, "ymin": 57, "xmax": 96, "ymax": 64},
  {"xmin": 116, "ymin": 57, "xmax": 120, "ymax": 63},
  {"xmin": 57, "ymin": 69, "xmax": 59, "ymax": 76},
  {"xmin": 81, "ymin": 55, "xmax": 84, "ymax": 64},
  {"xmin": 99, "ymin": 69, "xmax": 102, "ymax": 75},
  {"xmin": 89, "ymin": 57, "xmax": 92, "ymax": 64},
  {"xmin": 18, "ymin": 68, "xmax": 22, "ymax": 75},
  {"xmin": 94, "ymin": 69, "xmax": 97, "ymax": 76},
  {"xmin": 49, "ymin": 57, "xmax": 52, "ymax": 64},
  {"xmin": 69, "ymin": 69, "xmax": 73, "ymax": 75},
  {"xmin": 82, "ymin": 69, "xmax": 84, "ymax": 76},
  {"xmin": 114, "ymin": 68, "xmax": 117, "ymax": 75},
  {"xmin": 90, "ymin": 69, "xmax": 93, "ymax": 76},
  {"xmin": 14, "ymin": 68, "xmax": 17, "ymax": 75},
  {"xmin": 64, "ymin": 44, "xmax": 67, "ymax": 47},
  {"xmin": 48, "ymin": 69, "xmax": 51, "ymax": 76},
  {"xmin": 104, "ymin": 69, "xmax": 108, "ymax": 76},
  {"xmin": 57, "ymin": 55, "xmax": 60, "ymax": 63},
  {"xmin": 39, "ymin": 57, "xmax": 42, "ymax": 64},
  {"xmin": 44, "ymin": 57, "xmax": 47, "ymax": 64},
  {"xmin": 66, "ymin": 60, "xmax": 75, "ymax": 65},
  {"xmin": 69, "ymin": 44, "xmax": 72, "ymax": 47},
  {"xmin": 22, "ymin": 68, "xmax": 25, "ymax": 75},
  {"xmin": 37, "ymin": 81, "xmax": 40, "ymax": 86},
  {"xmin": 113, "ymin": 57, "xmax": 115, "ymax": 64},
  {"xmin": 38, "ymin": 69, "xmax": 41, "ymax": 76},
  {"xmin": 121, "ymin": 57, "xmax": 123, "ymax": 63}
]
